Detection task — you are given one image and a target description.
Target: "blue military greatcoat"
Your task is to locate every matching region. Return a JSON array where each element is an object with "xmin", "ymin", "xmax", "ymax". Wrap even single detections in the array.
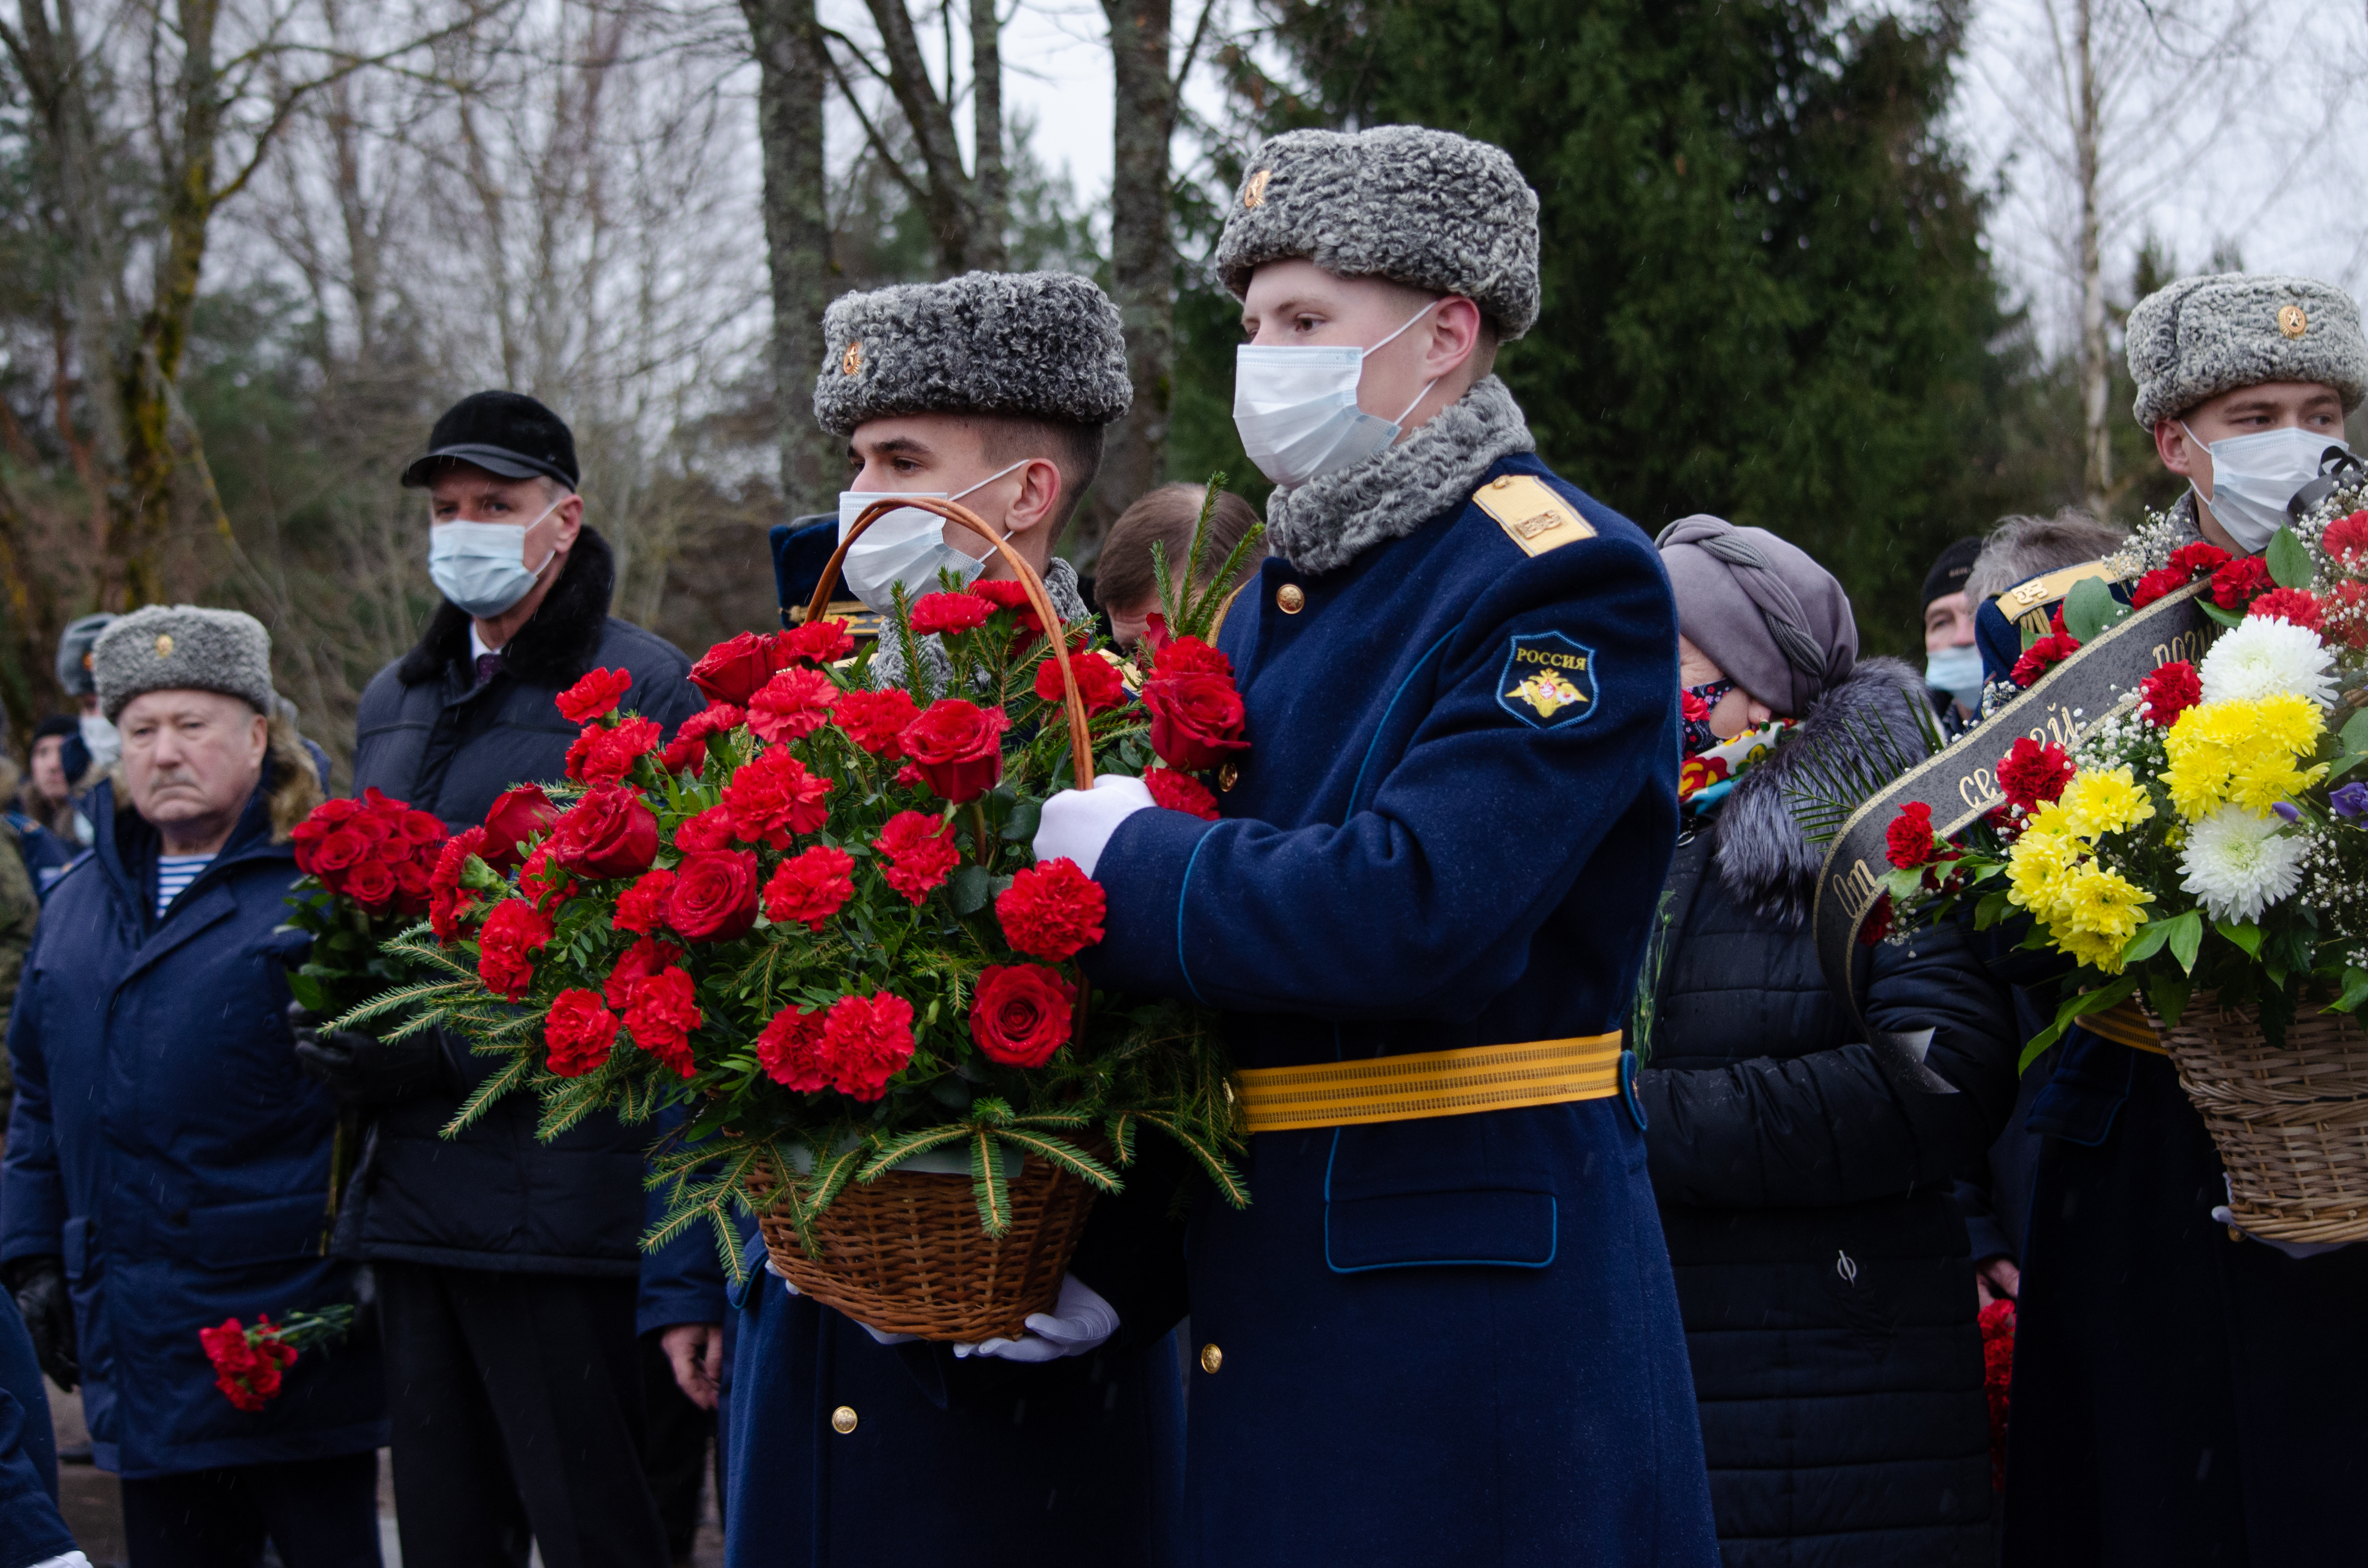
[{"xmin": 1085, "ymin": 450, "xmax": 1719, "ymax": 1566}]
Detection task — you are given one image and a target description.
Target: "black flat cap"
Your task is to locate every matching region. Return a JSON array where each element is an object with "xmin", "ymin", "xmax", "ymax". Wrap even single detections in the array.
[{"xmin": 401, "ymin": 391, "xmax": 580, "ymax": 490}]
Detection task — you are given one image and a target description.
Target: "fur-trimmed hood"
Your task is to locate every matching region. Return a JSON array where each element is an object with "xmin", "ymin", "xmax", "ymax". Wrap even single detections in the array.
[
  {"xmin": 1709, "ymin": 656, "xmax": 1934, "ymax": 927},
  {"xmin": 398, "ymin": 526, "xmax": 617, "ymax": 689}
]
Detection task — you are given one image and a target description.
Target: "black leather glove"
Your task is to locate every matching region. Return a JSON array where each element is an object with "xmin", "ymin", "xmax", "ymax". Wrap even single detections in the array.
[
  {"xmin": 3, "ymin": 1255, "xmax": 79, "ymax": 1391},
  {"xmin": 290, "ymin": 1003, "xmax": 442, "ymax": 1105}
]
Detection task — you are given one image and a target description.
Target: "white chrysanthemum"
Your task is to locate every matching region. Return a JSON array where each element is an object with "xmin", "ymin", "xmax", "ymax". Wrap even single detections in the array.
[
  {"xmin": 2178, "ymin": 805, "xmax": 2308, "ymax": 923},
  {"xmin": 2198, "ymin": 615, "xmax": 2336, "ymax": 706}
]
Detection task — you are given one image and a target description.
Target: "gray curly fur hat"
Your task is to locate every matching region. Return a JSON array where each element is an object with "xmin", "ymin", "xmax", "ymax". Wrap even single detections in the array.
[
  {"xmin": 813, "ymin": 270, "xmax": 1132, "ymax": 438},
  {"xmin": 1216, "ymin": 126, "xmax": 1542, "ymax": 340},
  {"xmin": 93, "ymin": 605, "xmax": 275, "ymax": 722},
  {"xmin": 2127, "ymin": 273, "xmax": 2368, "ymax": 429}
]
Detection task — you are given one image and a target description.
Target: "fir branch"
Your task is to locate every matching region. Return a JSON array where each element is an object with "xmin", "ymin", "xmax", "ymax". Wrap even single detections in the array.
[
  {"xmin": 332, "ymin": 978, "xmax": 479, "ymax": 1031},
  {"xmin": 1132, "ymin": 1111, "xmax": 1252, "ymax": 1207},
  {"xmin": 992, "ymin": 1128, "xmax": 1121, "ymax": 1192},
  {"xmin": 969, "ymin": 1124, "xmax": 1013, "ymax": 1236},
  {"xmin": 857, "ymin": 1124, "xmax": 971, "ymax": 1180},
  {"xmin": 440, "ymin": 1051, "xmax": 538, "ymax": 1138},
  {"xmin": 1784, "ymin": 699, "xmax": 1945, "ymax": 848}
]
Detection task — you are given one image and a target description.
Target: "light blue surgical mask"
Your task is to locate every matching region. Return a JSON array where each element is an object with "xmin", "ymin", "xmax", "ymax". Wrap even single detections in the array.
[
  {"xmin": 428, "ymin": 493, "xmax": 569, "ymax": 618},
  {"xmin": 2182, "ymin": 421, "xmax": 2353, "ymax": 553},
  {"xmin": 1232, "ymin": 303, "xmax": 1440, "ymax": 488},
  {"xmin": 1924, "ymin": 644, "xmax": 1984, "ymax": 707},
  {"xmin": 837, "ymin": 461, "xmax": 1026, "ymax": 616}
]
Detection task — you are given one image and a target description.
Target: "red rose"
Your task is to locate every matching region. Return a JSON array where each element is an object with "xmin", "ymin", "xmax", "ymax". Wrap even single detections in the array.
[
  {"xmin": 545, "ymin": 989, "xmax": 620, "ymax": 1077},
  {"xmin": 910, "ymin": 591, "xmax": 993, "ymax": 636},
  {"xmin": 723, "ymin": 751, "xmax": 834, "ymax": 848},
  {"xmin": 604, "ymin": 936, "xmax": 684, "ymax": 1011},
  {"xmin": 746, "ymin": 667, "xmax": 838, "ymax": 745},
  {"xmin": 673, "ymin": 804, "xmax": 738, "ymax": 853},
  {"xmin": 898, "ymin": 699, "xmax": 1009, "ymax": 803},
  {"xmin": 2008, "ymin": 633, "xmax": 2079, "ymax": 689},
  {"xmin": 1139, "ymin": 611, "xmax": 1172, "ymax": 655},
  {"xmin": 1144, "ymin": 766, "xmax": 1219, "ymax": 820},
  {"xmin": 2211, "ymin": 555, "xmax": 2272, "ymax": 609},
  {"xmin": 764, "ymin": 845, "xmax": 855, "ymax": 930},
  {"xmin": 1885, "ymin": 801, "xmax": 1939, "ymax": 870},
  {"xmin": 548, "ymin": 785, "xmax": 659, "ymax": 878},
  {"xmin": 2138, "ymin": 661, "xmax": 2202, "ymax": 727},
  {"xmin": 659, "ymin": 703, "xmax": 745, "ymax": 776},
  {"xmin": 518, "ymin": 843, "xmax": 578, "ymax": 910},
  {"xmin": 690, "ymin": 631, "xmax": 787, "ymax": 705},
  {"xmin": 667, "ymin": 849, "xmax": 760, "ymax": 942},
  {"xmin": 995, "ymin": 857, "xmax": 1106, "ymax": 960},
  {"xmin": 2168, "ymin": 541, "xmax": 2233, "ymax": 580},
  {"xmin": 968, "ymin": 963, "xmax": 1075, "ymax": 1067},
  {"xmin": 343, "ymin": 859, "xmax": 399, "ymax": 910},
  {"xmin": 624, "ymin": 966, "xmax": 702, "ymax": 1078},
  {"xmin": 1997, "ymin": 737, "xmax": 2076, "ymax": 810},
  {"xmin": 481, "ymin": 784, "xmax": 560, "ymax": 873},
  {"xmin": 613, "ymin": 867, "xmax": 677, "ymax": 935},
  {"xmin": 2128, "ymin": 567, "xmax": 2187, "ymax": 610},
  {"xmin": 778, "ymin": 618, "xmax": 855, "ymax": 665},
  {"xmin": 2247, "ymin": 586, "xmax": 2323, "ymax": 629},
  {"xmin": 556, "ymin": 667, "xmax": 634, "ymax": 723},
  {"xmin": 756, "ymin": 1005, "xmax": 829, "ymax": 1090},
  {"xmin": 818, "ymin": 991, "xmax": 915, "ymax": 1100},
  {"xmin": 577, "ymin": 716, "xmax": 662, "ymax": 783},
  {"xmin": 1142, "ymin": 671, "xmax": 1249, "ymax": 771},
  {"xmin": 399, "ymin": 809, "xmax": 445, "ymax": 846},
  {"xmin": 478, "ymin": 899, "xmax": 555, "ymax": 998},
  {"xmin": 1150, "ymin": 636, "xmax": 1231, "ymax": 680},
  {"xmin": 1033, "ymin": 649, "xmax": 1128, "ymax": 716},
  {"xmin": 833, "ymin": 688, "xmax": 920, "ymax": 757},
  {"xmin": 430, "ymin": 827, "xmax": 489, "ymax": 942},
  {"xmin": 874, "ymin": 811, "xmax": 960, "ymax": 905},
  {"xmin": 2325, "ymin": 510, "xmax": 2368, "ymax": 568},
  {"xmin": 311, "ymin": 829, "xmax": 368, "ymax": 878}
]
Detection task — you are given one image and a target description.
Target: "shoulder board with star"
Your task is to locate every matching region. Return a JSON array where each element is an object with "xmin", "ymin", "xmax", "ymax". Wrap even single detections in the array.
[
  {"xmin": 1473, "ymin": 474, "xmax": 1594, "ymax": 557},
  {"xmin": 1991, "ymin": 559, "xmax": 2130, "ymax": 636}
]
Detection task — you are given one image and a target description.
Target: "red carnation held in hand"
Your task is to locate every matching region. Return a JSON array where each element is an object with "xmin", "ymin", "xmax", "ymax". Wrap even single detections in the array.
[
  {"xmin": 874, "ymin": 811, "xmax": 959, "ymax": 905},
  {"xmin": 747, "ymin": 667, "xmax": 837, "ymax": 744},
  {"xmin": 545, "ymin": 989, "xmax": 620, "ymax": 1077},
  {"xmin": 898, "ymin": 699, "xmax": 1010, "ymax": 803},
  {"xmin": 660, "ymin": 703, "xmax": 744, "ymax": 776},
  {"xmin": 777, "ymin": 617, "xmax": 855, "ymax": 665},
  {"xmin": 756, "ymin": 1004, "xmax": 830, "ymax": 1090},
  {"xmin": 549, "ymin": 784, "xmax": 660, "ymax": 878},
  {"xmin": 429, "ymin": 827, "xmax": 489, "ymax": 942},
  {"xmin": 612, "ymin": 867, "xmax": 677, "ymax": 935},
  {"xmin": 556, "ymin": 667, "xmax": 633, "ymax": 723},
  {"xmin": 481, "ymin": 784, "xmax": 560, "ymax": 874},
  {"xmin": 833, "ymin": 688, "xmax": 920, "ymax": 757},
  {"xmin": 2211, "ymin": 555, "xmax": 2273, "ymax": 610},
  {"xmin": 818, "ymin": 991, "xmax": 916, "ymax": 1100},
  {"xmin": 666, "ymin": 850, "xmax": 761, "ymax": 942},
  {"xmin": 969, "ymin": 963, "xmax": 1076, "ymax": 1067},
  {"xmin": 1997, "ymin": 737, "xmax": 2076, "ymax": 811},
  {"xmin": 910, "ymin": 591, "xmax": 993, "ymax": 636},
  {"xmin": 477, "ymin": 899, "xmax": 555, "ymax": 999},
  {"xmin": 690, "ymin": 631, "xmax": 789, "ymax": 705},
  {"xmin": 723, "ymin": 751, "xmax": 833, "ymax": 848},
  {"xmin": 1143, "ymin": 766, "xmax": 1219, "ymax": 820},
  {"xmin": 2138, "ymin": 661, "xmax": 2202, "ymax": 728},
  {"xmin": 625, "ymin": 966, "xmax": 702, "ymax": 1078},
  {"xmin": 571, "ymin": 715, "xmax": 661, "ymax": 783},
  {"xmin": 996, "ymin": 858, "xmax": 1107, "ymax": 961},
  {"xmin": 763, "ymin": 845, "xmax": 855, "ymax": 930},
  {"xmin": 1885, "ymin": 801, "xmax": 1941, "ymax": 870},
  {"xmin": 604, "ymin": 936, "xmax": 685, "ymax": 1011},
  {"xmin": 1034, "ymin": 648, "xmax": 1128, "ymax": 715},
  {"xmin": 200, "ymin": 1317, "xmax": 298, "ymax": 1413}
]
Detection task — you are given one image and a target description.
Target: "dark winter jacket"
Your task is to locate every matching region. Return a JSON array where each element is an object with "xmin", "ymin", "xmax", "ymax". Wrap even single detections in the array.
[
  {"xmin": 0, "ymin": 778, "xmax": 387, "ymax": 1478},
  {"xmin": 343, "ymin": 528, "xmax": 704, "ymax": 1276},
  {"xmin": 1635, "ymin": 658, "xmax": 2021, "ymax": 1568}
]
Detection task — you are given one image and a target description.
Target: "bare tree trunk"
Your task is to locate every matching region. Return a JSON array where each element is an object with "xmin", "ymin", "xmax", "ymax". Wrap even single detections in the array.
[
  {"xmin": 967, "ymin": 0, "xmax": 1006, "ymax": 271},
  {"xmin": 1089, "ymin": 0, "xmax": 1178, "ymax": 561},
  {"xmin": 744, "ymin": 0, "xmax": 838, "ymax": 515},
  {"xmin": 2074, "ymin": 0, "xmax": 2110, "ymax": 516}
]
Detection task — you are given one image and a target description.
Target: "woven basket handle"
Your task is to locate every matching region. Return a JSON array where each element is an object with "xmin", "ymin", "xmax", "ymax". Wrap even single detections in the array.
[{"xmin": 806, "ymin": 497, "xmax": 1096, "ymax": 789}]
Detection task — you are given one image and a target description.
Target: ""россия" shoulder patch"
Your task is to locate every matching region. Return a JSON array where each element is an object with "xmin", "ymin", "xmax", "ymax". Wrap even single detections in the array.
[
  {"xmin": 1474, "ymin": 474, "xmax": 1593, "ymax": 556},
  {"xmin": 1498, "ymin": 631, "xmax": 1598, "ymax": 729}
]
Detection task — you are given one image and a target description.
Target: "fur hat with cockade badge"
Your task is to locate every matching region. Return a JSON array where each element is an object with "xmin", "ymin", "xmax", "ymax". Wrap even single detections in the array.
[
  {"xmin": 813, "ymin": 270, "xmax": 1132, "ymax": 438},
  {"xmin": 1216, "ymin": 125, "xmax": 1542, "ymax": 340},
  {"xmin": 2127, "ymin": 273, "xmax": 2368, "ymax": 429},
  {"xmin": 93, "ymin": 605, "xmax": 276, "ymax": 722}
]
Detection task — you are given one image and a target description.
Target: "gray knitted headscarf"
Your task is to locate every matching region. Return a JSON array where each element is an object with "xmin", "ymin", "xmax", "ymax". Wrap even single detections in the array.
[{"xmin": 1656, "ymin": 515, "xmax": 1857, "ymax": 715}]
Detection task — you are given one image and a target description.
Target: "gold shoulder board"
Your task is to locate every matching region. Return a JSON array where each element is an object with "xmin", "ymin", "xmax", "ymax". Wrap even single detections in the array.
[
  {"xmin": 1992, "ymin": 559, "xmax": 2123, "ymax": 616},
  {"xmin": 1474, "ymin": 474, "xmax": 1594, "ymax": 557}
]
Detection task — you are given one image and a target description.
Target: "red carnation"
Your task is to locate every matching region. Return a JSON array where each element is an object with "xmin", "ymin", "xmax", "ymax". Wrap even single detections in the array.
[
  {"xmin": 1144, "ymin": 766, "xmax": 1220, "ymax": 820},
  {"xmin": 874, "ymin": 811, "xmax": 960, "ymax": 905},
  {"xmin": 2325, "ymin": 510, "xmax": 2368, "ymax": 570},
  {"xmin": 481, "ymin": 784, "xmax": 560, "ymax": 874},
  {"xmin": 624, "ymin": 966, "xmax": 702, "ymax": 1078},
  {"xmin": 1150, "ymin": 636, "xmax": 1231, "ymax": 680},
  {"xmin": 833, "ymin": 688, "xmax": 921, "ymax": 757},
  {"xmin": 968, "ymin": 579, "xmax": 1047, "ymax": 644},
  {"xmin": 1142, "ymin": 670, "xmax": 1250, "ymax": 771},
  {"xmin": 723, "ymin": 751, "xmax": 834, "ymax": 848},
  {"xmin": 518, "ymin": 843, "xmax": 577, "ymax": 911},
  {"xmin": 777, "ymin": 618, "xmax": 855, "ymax": 666},
  {"xmin": 818, "ymin": 991, "xmax": 916, "ymax": 1100},
  {"xmin": 2008, "ymin": 633, "xmax": 2080, "ymax": 689},
  {"xmin": 612, "ymin": 867, "xmax": 677, "ymax": 935},
  {"xmin": 2128, "ymin": 567, "xmax": 2187, "ymax": 610},
  {"xmin": 969, "ymin": 963, "xmax": 1075, "ymax": 1067},
  {"xmin": 2138, "ymin": 661, "xmax": 2202, "ymax": 728},
  {"xmin": 574, "ymin": 716, "xmax": 662, "ymax": 783},
  {"xmin": 747, "ymin": 667, "xmax": 838, "ymax": 745},
  {"xmin": 756, "ymin": 1005, "xmax": 830, "ymax": 1091},
  {"xmin": 2168, "ymin": 541, "xmax": 2233, "ymax": 580},
  {"xmin": 763, "ymin": 845, "xmax": 855, "ymax": 930},
  {"xmin": 604, "ymin": 936, "xmax": 684, "ymax": 1011},
  {"xmin": 2329, "ymin": 580, "xmax": 2368, "ymax": 650},
  {"xmin": 666, "ymin": 850, "xmax": 761, "ymax": 942},
  {"xmin": 690, "ymin": 631, "xmax": 788, "ymax": 706},
  {"xmin": 1858, "ymin": 892, "xmax": 1894, "ymax": 946},
  {"xmin": 660, "ymin": 704, "xmax": 744, "ymax": 775},
  {"xmin": 898, "ymin": 699, "xmax": 1009, "ymax": 804},
  {"xmin": 996, "ymin": 858, "xmax": 1107, "ymax": 961},
  {"xmin": 545, "ymin": 989, "xmax": 620, "ymax": 1077},
  {"xmin": 556, "ymin": 667, "xmax": 634, "ymax": 724},
  {"xmin": 673, "ymin": 804, "xmax": 738, "ymax": 853},
  {"xmin": 549, "ymin": 785, "xmax": 659, "ymax": 878},
  {"xmin": 2211, "ymin": 555, "xmax": 2273, "ymax": 610},
  {"xmin": 201, "ymin": 1318, "xmax": 297, "ymax": 1413},
  {"xmin": 910, "ymin": 591, "xmax": 993, "ymax": 636},
  {"xmin": 477, "ymin": 899, "xmax": 555, "ymax": 999},
  {"xmin": 1034, "ymin": 649, "xmax": 1128, "ymax": 716},
  {"xmin": 1998, "ymin": 737, "xmax": 2076, "ymax": 810},
  {"xmin": 430, "ymin": 827, "xmax": 490, "ymax": 942},
  {"xmin": 2247, "ymin": 586, "xmax": 2324, "ymax": 630},
  {"xmin": 1980, "ymin": 1298, "xmax": 2016, "ymax": 1493},
  {"xmin": 1885, "ymin": 801, "xmax": 1941, "ymax": 870}
]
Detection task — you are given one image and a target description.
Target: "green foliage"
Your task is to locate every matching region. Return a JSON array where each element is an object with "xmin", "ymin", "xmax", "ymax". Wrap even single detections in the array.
[{"xmin": 2061, "ymin": 576, "xmax": 2128, "ymax": 643}]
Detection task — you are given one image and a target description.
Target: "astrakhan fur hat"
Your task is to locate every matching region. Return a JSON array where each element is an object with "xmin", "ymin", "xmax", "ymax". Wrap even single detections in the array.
[{"xmin": 2127, "ymin": 273, "xmax": 2368, "ymax": 428}]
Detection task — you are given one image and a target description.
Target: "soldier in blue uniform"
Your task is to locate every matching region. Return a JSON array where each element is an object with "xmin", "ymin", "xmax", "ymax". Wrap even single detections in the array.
[
  {"xmin": 1975, "ymin": 275, "xmax": 2368, "ymax": 1563},
  {"xmin": 1036, "ymin": 126, "xmax": 1718, "ymax": 1567},
  {"xmin": 718, "ymin": 270, "xmax": 1189, "ymax": 1568}
]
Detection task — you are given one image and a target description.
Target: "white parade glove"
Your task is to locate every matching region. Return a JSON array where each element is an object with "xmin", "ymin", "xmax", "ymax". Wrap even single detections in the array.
[
  {"xmin": 953, "ymin": 1274, "xmax": 1119, "ymax": 1363},
  {"xmin": 770, "ymin": 1258, "xmax": 919, "ymax": 1344},
  {"xmin": 2211, "ymin": 1204, "xmax": 2351, "ymax": 1260},
  {"xmin": 1033, "ymin": 775, "xmax": 1155, "ymax": 878}
]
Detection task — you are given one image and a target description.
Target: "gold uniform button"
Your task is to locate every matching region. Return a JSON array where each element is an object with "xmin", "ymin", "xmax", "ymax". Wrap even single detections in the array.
[
  {"xmin": 830, "ymin": 1405, "xmax": 858, "ymax": 1434},
  {"xmin": 154, "ymin": 634, "xmax": 175, "ymax": 657},
  {"xmin": 2279, "ymin": 304, "xmax": 2309, "ymax": 339},
  {"xmin": 1276, "ymin": 583, "xmax": 1305, "ymax": 614},
  {"xmin": 1218, "ymin": 763, "xmax": 1240, "ymax": 792},
  {"xmin": 1199, "ymin": 1343, "xmax": 1223, "ymax": 1374}
]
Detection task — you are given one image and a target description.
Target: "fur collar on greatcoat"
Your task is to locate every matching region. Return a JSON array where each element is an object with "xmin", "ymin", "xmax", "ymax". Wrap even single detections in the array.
[
  {"xmin": 398, "ymin": 525, "xmax": 617, "ymax": 689},
  {"xmin": 1710, "ymin": 656, "xmax": 1934, "ymax": 928}
]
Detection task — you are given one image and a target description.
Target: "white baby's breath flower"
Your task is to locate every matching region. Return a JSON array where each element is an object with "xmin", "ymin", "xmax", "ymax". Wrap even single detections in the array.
[
  {"xmin": 2179, "ymin": 805, "xmax": 2308, "ymax": 924},
  {"xmin": 2197, "ymin": 616, "xmax": 2336, "ymax": 706}
]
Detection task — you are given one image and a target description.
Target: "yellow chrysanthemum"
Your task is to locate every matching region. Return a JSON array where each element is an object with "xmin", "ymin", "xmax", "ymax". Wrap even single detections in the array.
[
  {"xmin": 2005, "ymin": 829, "xmax": 2080, "ymax": 923},
  {"xmin": 2054, "ymin": 923, "xmax": 2132, "ymax": 974},
  {"xmin": 2058, "ymin": 767, "xmax": 2156, "ymax": 840},
  {"xmin": 2160, "ymin": 694, "xmax": 2326, "ymax": 822},
  {"xmin": 2055, "ymin": 861, "xmax": 2150, "ymax": 943}
]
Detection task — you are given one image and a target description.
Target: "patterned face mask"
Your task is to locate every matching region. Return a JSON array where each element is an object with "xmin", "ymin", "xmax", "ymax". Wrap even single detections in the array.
[{"xmin": 1680, "ymin": 679, "xmax": 1735, "ymax": 756}]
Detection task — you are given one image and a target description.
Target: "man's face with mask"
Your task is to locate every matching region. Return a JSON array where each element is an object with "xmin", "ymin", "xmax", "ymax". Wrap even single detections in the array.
[
  {"xmin": 844, "ymin": 415, "xmax": 1068, "ymax": 579},
  {"xmin": 2156, "ymin": 380, "xmax": 2349, "ymax": 553}
]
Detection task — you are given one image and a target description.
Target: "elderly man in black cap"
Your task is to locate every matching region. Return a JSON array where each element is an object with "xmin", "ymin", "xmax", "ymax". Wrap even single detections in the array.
[
  {"xmin": 1920, "ymin": 536, "xmax": 1983, "ymax": 729},
  {"xmin": 308, "ymin": 391, "xmax": 701, "ymax": 1568}
]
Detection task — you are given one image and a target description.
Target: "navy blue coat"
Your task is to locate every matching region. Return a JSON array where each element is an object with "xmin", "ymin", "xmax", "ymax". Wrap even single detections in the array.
[
  {"xmin": 0, "ymin": 1293, "xmax": 74, "ymax": 1568},
  {"xmin": 0, "ymin": 779, "xmax": 386, "ymax": 1478},
  {"xmin": 1084, "ymin": 452, "xmax": 1718, "ymax": 1567}
]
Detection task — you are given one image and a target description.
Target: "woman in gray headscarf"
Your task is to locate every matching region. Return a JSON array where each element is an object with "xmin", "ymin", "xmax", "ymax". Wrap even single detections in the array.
[{"xmin": 1636, "ymin": 516, "xmax": 2022, "ymax": 1566}]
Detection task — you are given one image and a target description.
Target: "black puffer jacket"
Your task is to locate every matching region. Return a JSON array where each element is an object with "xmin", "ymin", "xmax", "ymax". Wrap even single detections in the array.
[
  {"xmin": 1636, "ymin": 658, "xmax": 2020, "ymax": 1568},
  {"xmin": 344, "ymin": 529, "xmax": 704, "ymax": 1275}
]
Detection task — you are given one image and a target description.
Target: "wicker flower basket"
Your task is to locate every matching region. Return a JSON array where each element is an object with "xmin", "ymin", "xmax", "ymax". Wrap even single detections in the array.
[{"xmin": 2153, "ymin": 991, "xmax": 2368, "ymax": 1244}]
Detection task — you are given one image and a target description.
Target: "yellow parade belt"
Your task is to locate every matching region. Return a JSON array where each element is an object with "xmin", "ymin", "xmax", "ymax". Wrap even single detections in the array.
[
  {"xmin": 2079, "ymin": 998, "xmax": 2167, "ymax": 1055},
  {"xmin": 1235, "ymin": 1034, "xmax": 1625, "ymax": 1134}
]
